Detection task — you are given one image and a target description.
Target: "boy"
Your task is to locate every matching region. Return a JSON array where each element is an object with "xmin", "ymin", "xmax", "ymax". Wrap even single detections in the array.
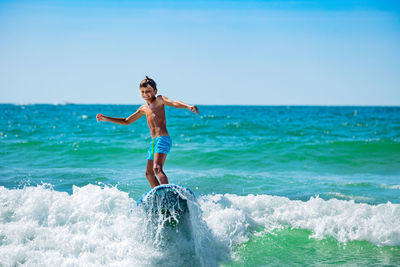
[{"xmin": 96, "ymin": 76, "xmax": 199, "ymax": 188}]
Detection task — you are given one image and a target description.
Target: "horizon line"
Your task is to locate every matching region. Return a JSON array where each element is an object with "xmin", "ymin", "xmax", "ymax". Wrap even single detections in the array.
[{"xmin": 0, "ymin": 102, "xmax": 399, "ymax": 107}]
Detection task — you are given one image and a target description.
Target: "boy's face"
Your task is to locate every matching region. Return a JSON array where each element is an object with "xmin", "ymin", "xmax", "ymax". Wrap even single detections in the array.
[{"xmin": 140, "ymin": 86, "xmax": 157, "ymax": 101}]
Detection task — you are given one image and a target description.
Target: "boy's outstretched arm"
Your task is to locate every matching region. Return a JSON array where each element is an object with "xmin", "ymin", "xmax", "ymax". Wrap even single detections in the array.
[
  {"xmin": 96, "ymin": 106, "xmax": 144, "ymax": 125},
  {"xmin": 160, "ymin": 95, "xmax": 199, "ymax": 114}
]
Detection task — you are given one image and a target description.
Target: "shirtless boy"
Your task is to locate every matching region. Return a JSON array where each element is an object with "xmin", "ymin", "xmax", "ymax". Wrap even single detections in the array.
[{"xmin": 96, "ymin": 76, "xmax": 199, "ymax": 188}]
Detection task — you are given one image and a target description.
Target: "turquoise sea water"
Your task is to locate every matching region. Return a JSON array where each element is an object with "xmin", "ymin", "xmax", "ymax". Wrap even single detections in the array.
[{"xmin": 1, "ymin": 104, "xmax": 399, "ymax": 266}]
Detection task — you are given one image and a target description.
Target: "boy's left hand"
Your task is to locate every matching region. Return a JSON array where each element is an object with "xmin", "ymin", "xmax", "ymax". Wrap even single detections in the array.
[{"xmin": 189, "ymin": 105, "xmax": 199, "ymax": 114}]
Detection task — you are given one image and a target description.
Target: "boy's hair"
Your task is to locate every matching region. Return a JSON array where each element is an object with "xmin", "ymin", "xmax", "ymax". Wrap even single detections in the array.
[{"xmin": 140, "ymin": 76, "xmax": 157, "ymax": 90}]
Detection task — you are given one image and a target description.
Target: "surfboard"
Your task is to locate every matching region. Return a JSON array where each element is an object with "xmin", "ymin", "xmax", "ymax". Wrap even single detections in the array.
[{"xmin": 137, "ymin": 184, "xmax": 195, "ymax": 219}]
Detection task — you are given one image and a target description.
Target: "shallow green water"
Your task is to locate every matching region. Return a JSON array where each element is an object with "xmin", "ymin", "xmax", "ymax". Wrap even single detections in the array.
[{"xmin": 225, "ymin": 228, "xmax": 400, "ymax": 266}]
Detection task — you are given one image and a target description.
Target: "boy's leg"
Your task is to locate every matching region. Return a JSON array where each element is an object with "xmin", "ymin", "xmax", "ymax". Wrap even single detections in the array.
[
  {"xmin": 153, "ymin": 153, "xmax": 168, "ymax": 184},
  {"xmin": 145, "ymin": 159, "xmax": 160, "ymax": 188}
]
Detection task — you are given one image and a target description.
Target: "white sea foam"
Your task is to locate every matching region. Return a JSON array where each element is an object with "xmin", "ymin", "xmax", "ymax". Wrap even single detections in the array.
[
  {"xmin": 381, "ymin": 184, "xmax": 400, "ymax": 190},
  {"xmin": 200, "ymin": 194, "xmax": 400, "ymax": 247},
  {"xmin": 1, "ymin": 185, "xmax": 399, "ymax": 266},
  {"xmin": 0, "ymin": 185, "xmax": 221, "ymax": 267},
  {"xmin": 326, "ymin": 192, "xmax": 375, "ymax": 202}
]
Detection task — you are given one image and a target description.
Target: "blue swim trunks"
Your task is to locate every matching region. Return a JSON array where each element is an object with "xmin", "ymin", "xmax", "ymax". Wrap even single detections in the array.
[{"xmin": 147, "ymin": 135, "xmax": 172, "ymax": 161}]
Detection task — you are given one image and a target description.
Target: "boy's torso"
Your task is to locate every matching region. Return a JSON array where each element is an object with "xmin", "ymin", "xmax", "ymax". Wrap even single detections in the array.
[{"xmin": 142, "ymin": 96, "xmax": 169, "ymax": 139}]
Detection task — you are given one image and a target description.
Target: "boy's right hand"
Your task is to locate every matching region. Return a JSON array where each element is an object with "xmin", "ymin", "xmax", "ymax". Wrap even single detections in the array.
[
  {"xmin": 190, "ymin": 105, "xmax": 199, "ymax": 115},
  {"xmin": 96, "ymin": 114, "xmax": 106, "ymax": 121}
]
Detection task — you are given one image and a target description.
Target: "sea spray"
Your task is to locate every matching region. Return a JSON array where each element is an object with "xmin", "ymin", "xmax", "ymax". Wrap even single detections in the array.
[
  {"xmin": 186, "ymin": 194, "xmax": 225, "ymax": 266},
  {"xmin": 135, "ymin": 185, "xmax": 222, "ymax": 266}
]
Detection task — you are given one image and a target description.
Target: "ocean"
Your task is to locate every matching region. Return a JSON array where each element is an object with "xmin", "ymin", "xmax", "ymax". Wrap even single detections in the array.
[{"xmin": 1, "ymin": 104, "xmax": 399, "ymax": 266}]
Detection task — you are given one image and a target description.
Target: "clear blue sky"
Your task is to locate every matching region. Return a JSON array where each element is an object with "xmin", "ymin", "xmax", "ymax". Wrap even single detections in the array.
[{"xmin": 0, "ymin": 0, "xmax": 399, "ymax": 105}]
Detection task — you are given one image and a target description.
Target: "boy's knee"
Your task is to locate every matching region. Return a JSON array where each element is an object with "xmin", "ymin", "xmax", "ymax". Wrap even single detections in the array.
[
  {"xmin": 145, "ymin": 170, "xmax": 153, "ymax": 177},
  {"xmin": 153, "ymin": 164, "xmax": 162, "ymax": 174}
]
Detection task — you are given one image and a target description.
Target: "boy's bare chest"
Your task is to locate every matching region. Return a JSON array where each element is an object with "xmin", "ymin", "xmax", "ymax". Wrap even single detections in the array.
[{"xmin": 143, "ymin": 105, "xmax": 165, "ymax": 121}]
